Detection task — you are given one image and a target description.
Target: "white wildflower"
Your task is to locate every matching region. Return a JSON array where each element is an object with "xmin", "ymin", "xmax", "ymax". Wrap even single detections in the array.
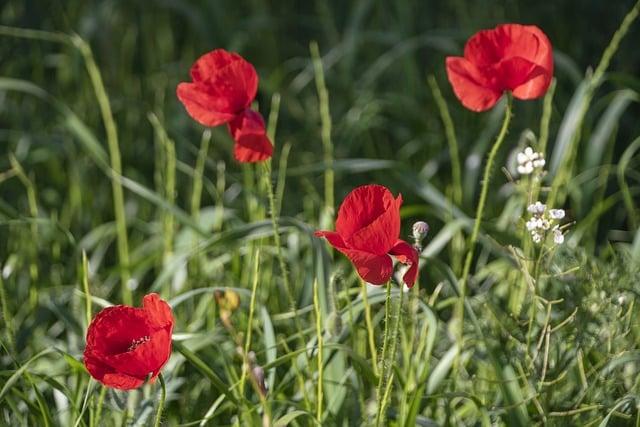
[
  {"xmin": 532, "ymin": 232, "xmax": 542, "ymax": 243},
  {"xmin": 527, "ymin": 201, "xmax": 546, "ymax": 214},
  {"xmin": 553, "ymin": 228, "xmax": 564, "ymax": 244},
  {"xmin": 516, "ymin": 146, "xmax": 545, "ymax": 176},
  {"xmin": 549, "ymin": 209, "xmax": 565, "ymax": 219}
]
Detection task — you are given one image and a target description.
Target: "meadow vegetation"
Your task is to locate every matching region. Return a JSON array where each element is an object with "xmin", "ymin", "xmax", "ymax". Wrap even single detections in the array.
[{"xmin": 1, "ymin": 0, "xmax": 640, "ymax": 425}]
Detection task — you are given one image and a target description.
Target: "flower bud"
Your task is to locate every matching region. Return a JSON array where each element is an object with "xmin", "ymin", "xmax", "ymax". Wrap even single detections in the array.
[{"xmin": 412, "ymin": 221, "xmax": 430, "ymax": 244}]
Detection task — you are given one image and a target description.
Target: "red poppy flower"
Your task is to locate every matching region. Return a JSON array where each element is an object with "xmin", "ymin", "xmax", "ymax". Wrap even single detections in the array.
[
  {"xmin": 83, "ymin": 293, "xmax": 174, "ymax": 390},
  {"xmin": 446, "ymin": 23, "xmax": 553, "ymax": 112},
  {"xmin": 315, "ymin": 184, "xmax": 419, "ymax": 287},
  {"xmin": 177, "ymin": 49, "xmax": 273, "ymax": 162}
]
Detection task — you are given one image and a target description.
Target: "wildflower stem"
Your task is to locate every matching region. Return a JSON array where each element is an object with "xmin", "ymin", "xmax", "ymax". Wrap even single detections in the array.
[
  {"xmin": 361, "ymin": 280, "xmax": 379, "ymax": 375},
  {"xmin": 313, "ymin": 278, "xmax": 324, "ymax": 422},
  {"xmin": 310, "ymin": 41, "xmax": 335, "ymax": 227},
  {"xmin": 261, "ymin": 161, "xmax": 301, "ymax": 335},
  {"xmin": 153, "ymin": 374, "xmax": 166, "ymax": 427},
  {"xmin": 375, "ymin": 282, "xmax": 392, "ymax": 425},
  {"xmin": 92, "ymin": 386, "xmax": 106, "ymax": 427},
  {"xmin": 240, "ymin": 249, "xmax": 260, "ymax": 397},
  {"xmin": 376, "ymin": 291, "xmax": 404, "ymax": 425},
  {"xmin": 81, "ymin": 251, "xmax": 92, "ymax": 328},
  {"xmin": 457, "ymin": 95, "xmax": 512, "ymax": 343},
  {"xmin": 428, "ymin": 75, "xmax": 463, "ymax": 207},
  {"xmin": 190, "ymin": 130, "xmax": 211, "ymax": 220}
]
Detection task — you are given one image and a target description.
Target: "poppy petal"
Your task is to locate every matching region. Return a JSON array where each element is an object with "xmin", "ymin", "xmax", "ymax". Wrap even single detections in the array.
[
  {"xmin": 341, "ymin": 248, "xmax": 393, "ymax": 285},
  {"xmin": 85, "ymin": 306, "xmax": 150, "ymax": 356},
  {"xmin": 445, "ymin": 57, "xmax": 502, "ymax": 112},
  {"xmin": 101, "ymin": 373, "xmax": 146, "ymax": 390},
  {"xmin": 346, "ymin": 193, "xmax": 402, "ymax": 255},
  {"xmin": 228, "ymin": 110, "xmax": 273, "ymax": 163},
  {"xmin": 143, "ymin": 293, "xmax": 174, "ymax": 330},
  {"xmin": 389, "ymin": 240, "xmax": 419, "ymax": 287},
  {"xmin": 103, "ymin": 329, "xmax": 172, "ymax": 379},
  {"xmin": 509, "ymin": 62, "xmax": 551, "ymax": 100},
  {"xmin": 176, "ymin": 82, "xmax": 238, "ymax": 127},
  {"xmin": 314, "ymin": 230, "xmax": 348, "ymax": 250},
  {"xmin": 335, "ymin": 185, "xmax": 400, "ymax": 243},
  {"xmin": 189, "ymin": 49, "xmax": 258, "ymax": 111}
]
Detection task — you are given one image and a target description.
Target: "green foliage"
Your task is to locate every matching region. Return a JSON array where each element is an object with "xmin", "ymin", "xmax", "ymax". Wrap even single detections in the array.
[{"xmin": 1, "ymin": 0, "xmax": 640, "ymax": 425}]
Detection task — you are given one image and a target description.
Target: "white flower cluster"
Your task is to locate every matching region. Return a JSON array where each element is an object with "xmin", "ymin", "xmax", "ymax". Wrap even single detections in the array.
[
  {"xmin": 526, "ymin": 202, "xmax": 566, "ymax": 244},
  {"xmin": 517, "ymin": 147, "xmax": 545, "ymax": 175}
]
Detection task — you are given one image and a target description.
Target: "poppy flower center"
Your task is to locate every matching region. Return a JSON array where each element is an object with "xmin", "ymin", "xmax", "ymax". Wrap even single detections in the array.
[{"xmin": 127, "ymin": 335, "xmax": 150, "ymax": 352}]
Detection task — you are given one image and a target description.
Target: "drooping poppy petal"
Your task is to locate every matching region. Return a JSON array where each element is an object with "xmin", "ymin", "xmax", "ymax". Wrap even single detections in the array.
[
  {"xmin": 314, "ymin": 230, "xmax": 348, "ymax": 250},
  {"xmin": 228, "ymin": 109, "xmax": 273, "ymax": 163},
  {"xmin": 176, "ymin": 82, "xmax": 238, "ymax": 127},
  {"xmin": 341, "ymin": 248, "xmax": 393, "ymax": 285},
  {"xmin": 83, "ymin": 293, "xmax": 174, "ymax": 390},
  {"xmin": 446, "ymin": 23, "xmax": 553, "ymax": 111},
  {"xmin": 389, "ymin": 240, "xmax": 419, "ymax": 287}
]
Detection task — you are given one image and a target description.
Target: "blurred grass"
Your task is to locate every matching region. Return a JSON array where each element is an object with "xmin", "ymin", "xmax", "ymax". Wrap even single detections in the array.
[{"xmin": 1, "ymin": 0, "xmax": 640, "ymax": 425}]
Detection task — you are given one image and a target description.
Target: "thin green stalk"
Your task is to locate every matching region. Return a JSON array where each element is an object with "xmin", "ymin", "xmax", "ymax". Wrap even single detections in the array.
[
  {"xmin": 457, "ymin": 95, "xmax": 512, "ymax": 341},
  {"xmin": 9, "ymin": 154, "xmax": 39, "ymax": 283},
  {"xmin": 310, "ymin": 41, "xmax": 334, "ymax": 226},
  {"xmin": 428, "ymin": 75, "xmax": 462, "ymax": 207},
  {"xmin": 81, "ymin": 251, "xmax": 92, "ymax": 328},
  {"xmin": 428, "ymin": 75, "xmax": 465, "ymax": 274},
  {"xmin": 191, "ymin": 130, "xmax": 211, "ymax": 220},
  {"xmin": 375, "ymin": 282, "xmax": 393, "ymax": 426},
  {"xmin": 377, "ymin": 288, "xmax": 404, "ymax": 425},
  {"xmin": 72, "ymin": 34, "xmax": 131, "ymax": 305},
  {"xmin": 361, "ymin": 280, "xmax": 379, "ymax": 375},
  {"xmin": 92, "ymin": 386, "xmax": 106, "ymax": 427},
  {"xmin": 153, "ymin": 374, "xmax": 166, "ymax": 427},
  {"xmin": 537, "ymin": 79, "xmax": 556, "ymax": 159},
  {"xmin": 313, "ymin": 278, "xmax": 324, "ymax": 422},
  {"xmin": 148, "ymin": 113, "xmax": 176, "ymax": 268},
  {"xmin": 261, "ymin": 161, "xmax": 301, "ymax": 337},
  {"xmin": 240, "ymin": 249, "xmax": 260, "ymax": 396}
]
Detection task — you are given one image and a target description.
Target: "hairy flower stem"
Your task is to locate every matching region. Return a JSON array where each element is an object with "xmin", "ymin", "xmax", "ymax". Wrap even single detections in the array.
[
  {"xmin": 153, "ymin": 374, "xmax": 166, "ymax": 427},
  {"xmin": 361, "ymin": 281, "xmax": 379, "ymax": 375},
  {"xmin": 313, "ymin": 278, "xmax": 324, "ymax": 422},
  {"xmin": 261, "ymin": 162, "xmax": 307, "ymax": 354},
  {"xmin": 456, "ymin": 95, "xmax": 512, "ymax": 345},
  {"xmin": 376, "ymin": 287, "xmax": 404, "ymax": 426},
  {"xmin": 374, "ymin": 283, "xmax": 403, "ymax": 426}
]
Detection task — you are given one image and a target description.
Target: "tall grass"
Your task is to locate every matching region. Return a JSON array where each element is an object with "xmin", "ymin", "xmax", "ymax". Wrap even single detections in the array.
[{"xmin": 1, "ymin": 0, "xmax": 640, "ymax": 425}]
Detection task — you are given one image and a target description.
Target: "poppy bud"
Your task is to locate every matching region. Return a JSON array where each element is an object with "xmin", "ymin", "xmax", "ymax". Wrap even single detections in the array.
[{"xmin": 412, "ymin": 221, "xmax": 430, "ymax": 244}]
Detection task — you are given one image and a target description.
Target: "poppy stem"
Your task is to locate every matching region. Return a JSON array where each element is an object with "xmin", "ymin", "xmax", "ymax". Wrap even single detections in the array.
[
  {"xmin": 153, "ymin": 373, "xmax": 166, "ymax": 427},
  {"xmin": 457, "ymin": 95, "xmax": 513, "ymax": 345},
  {"xmin": 313, "ymin": 278, "xmax": 324, "ymax": 423},
  {"xmin": 375, "ymin": 282, "xmax": 392, "ymax": 425},
  {"xmin": 375, "ymin": 283, "xmax": 404, "ymax": 426},
  {"xmin": 361, "ymin": 280, "xmax": 379, "ymax": 375}
]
